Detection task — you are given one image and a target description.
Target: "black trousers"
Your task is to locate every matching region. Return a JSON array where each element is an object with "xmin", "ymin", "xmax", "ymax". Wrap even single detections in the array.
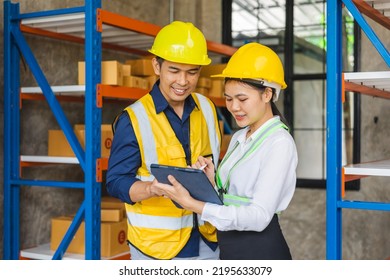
[{"xmin": 217, "ymin": 214, "xmax": 292, "ymax": 260}]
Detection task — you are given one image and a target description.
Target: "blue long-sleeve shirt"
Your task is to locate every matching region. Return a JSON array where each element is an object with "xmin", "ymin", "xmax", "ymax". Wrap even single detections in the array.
[{"xmin": 106, "ymin": 81, "xmax": 217, "ymax": 257}]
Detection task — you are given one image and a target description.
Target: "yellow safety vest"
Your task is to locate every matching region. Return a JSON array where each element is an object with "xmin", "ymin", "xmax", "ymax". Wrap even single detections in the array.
[{"xmin": 124, "ymin": 92, "xmax": 221, "ymax": 259}]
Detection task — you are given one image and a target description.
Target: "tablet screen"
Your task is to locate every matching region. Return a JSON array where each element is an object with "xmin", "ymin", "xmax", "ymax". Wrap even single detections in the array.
[{"xmin": 150, "ymin": 163, "xmax": 223, "ymax": 208}]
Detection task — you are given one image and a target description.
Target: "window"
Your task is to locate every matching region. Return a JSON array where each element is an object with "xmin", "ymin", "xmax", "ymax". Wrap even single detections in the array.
[{"xmin": 225, "ymin": 0, "xmax": 359, "ymax": 189}]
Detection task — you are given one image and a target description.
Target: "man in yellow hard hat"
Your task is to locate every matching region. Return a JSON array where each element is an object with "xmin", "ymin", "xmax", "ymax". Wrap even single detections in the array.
[{"xmin": 106, "ymin": 21, "xmax": 221, "ymax": 260}]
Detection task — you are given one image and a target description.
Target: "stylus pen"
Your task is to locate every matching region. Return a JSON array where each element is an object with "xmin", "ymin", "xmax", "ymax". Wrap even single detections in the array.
[{"xmin": 199, "ymin": 164, "xmax": 207, "ymax": 171}]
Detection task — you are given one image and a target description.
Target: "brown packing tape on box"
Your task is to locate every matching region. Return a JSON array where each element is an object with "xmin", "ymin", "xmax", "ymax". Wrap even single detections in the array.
[{"xmin": 50, "ymin": 216, "xmax": 128, "ymax": 258}]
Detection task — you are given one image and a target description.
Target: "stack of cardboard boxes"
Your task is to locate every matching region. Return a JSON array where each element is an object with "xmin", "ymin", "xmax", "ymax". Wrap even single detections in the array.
[
  {"xmin": 50, "ymin": 196, "xmax": 128, "ymax": 258},
  {"xmin": 195, "ymin": 77, "xmax": 212, "ymax": 96},
  {"xmin": 199, "ymin": 63, "xmax": 232, "ymax": 154},
  {"xmin": 77, "ymin": 59, "xmax": 227, "ymax": 97},
  {"xmin": 199, "ymin": 63, "xmax": 226, "ymax": 98},
  {"xmin": 124, "ymin": 57, "xmax": 158, "ymax": 88},
  {"xmin": 78, "ymin": 59, "xmax": 152, "ymax": 89}
]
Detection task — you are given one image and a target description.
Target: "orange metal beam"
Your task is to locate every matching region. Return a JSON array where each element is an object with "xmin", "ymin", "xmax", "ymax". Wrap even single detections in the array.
[
  {"xmin": 99, "ymin": 9, "xmax": 161, "ymax": 37},
  {"xmin": 345, "ymin": 81, "xmax": 390, "ymax": 99},
  {"xmin": 97, "ymin": 84, "xmax": 148, "ymax": 107},
  {"xmin": 207, "ymin": 41, "xmax": 237, "ymax": 56},
  {"xmin": 99, "ymin": 9, "xmax": 235, "ymax": 57},
  {"xmin": 20, "ymin": 24, "xmax": 149, "ymax": 56},
  {"xmin": 352, "ymin": 0, "xmax": 390, "ymax": 30},
  {"xmin": 96, "ymin": 158, "xmax": 108, "ymax": 182},
  {"xmin": 21, "ymin": 10, "xmax": 234, "ymax": 57},
  {"xmin": 344, "ymin": 174, "xmax": 368, "ymax": 182},
  {"xmin": 21, "ymin": 93, "xmax": 84, "ymax": 103},
  {"xmin": 20, "ymin": 24, "xmax": 84, "ymax": 44}
]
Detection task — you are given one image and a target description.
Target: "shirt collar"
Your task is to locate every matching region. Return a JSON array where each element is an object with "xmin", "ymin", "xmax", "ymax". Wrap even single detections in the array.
[
  {"xmin": 149, "ymin": 80, "xmax": 199, "ymax": 115},
  {"xmin": 236, "ymin": 116, "xmax": 281, "ymax": 144}
]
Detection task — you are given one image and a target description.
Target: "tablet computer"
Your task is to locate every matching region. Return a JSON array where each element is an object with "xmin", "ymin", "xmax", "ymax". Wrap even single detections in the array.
[{"xmin": 150, "ymin": 163, "xmax": 223, "ymax": 208}]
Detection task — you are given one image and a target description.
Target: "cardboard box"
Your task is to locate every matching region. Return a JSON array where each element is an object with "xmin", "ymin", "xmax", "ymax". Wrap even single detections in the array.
[
  {"xmin": 122, "ymin": 76, "xmax": 149, "ymax": 89},
  {"xmin": 200, "ymin": 63, "xmax": 227, "ymax": 77},
  {"xmin": 78, "ymin": 61, "xmax": 124, "ymax": 86},
  {"xmin": 209, "ymin": 80, "xmax": 224, "ymax": 98},
  {"xmin": 122, "ymin": 64, "xmax": 131, "ymax": 76},
  {"xmin": 48, "ymin": 125, "xmax": 113, "ymax": 158},
  {"xmin": 125, "ymin": 58, "xmax": 154, "ymax": 76},
  {"xmin": 144, "ymin": 75, "xmax": 158, "ymax": 87},
  {"xmin": 50, "ymin": 216, "xmax": 128, "ymax": 257},
  {"xmin": 197, "ymin": 77, "xmax": 212, "ymax": 88},
  {"xmin": 48, "ymin": 130, "xmax": 83, "ymax": 157},
  {"xmin": 73, "ymin": 124, "xmax": 113, "ymax": 158},
  {"xmin": 195, "ymin": 87, "xmax": 209, "ymax": 96},
  {"xmin": 101, "ymin": 196, "xmax": 126, "ymax": 220},
  {"xmin": 101, "ymin": 208, "xmax": 123, "ymax": 222}
]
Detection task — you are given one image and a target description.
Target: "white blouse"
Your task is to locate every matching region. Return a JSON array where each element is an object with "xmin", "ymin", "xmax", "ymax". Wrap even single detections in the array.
[{"xmin": 201, "ymin": 117, "xmax": 298, "ymax": 232}]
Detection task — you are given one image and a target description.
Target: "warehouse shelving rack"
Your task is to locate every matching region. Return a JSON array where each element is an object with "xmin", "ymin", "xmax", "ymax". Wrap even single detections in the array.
[
  {"xmin": 326, "ymin": 0, "xmax": 390, "ymax": 259},
  {"xmin": 3, "ymin": 0, "xmax": 236, "ymax": 260}
]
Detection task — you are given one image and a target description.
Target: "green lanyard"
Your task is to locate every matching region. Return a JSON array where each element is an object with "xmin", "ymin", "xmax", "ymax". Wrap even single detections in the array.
[{"xmin": 216, "ymin": 118, "xmax": 288, "ymax": 202}]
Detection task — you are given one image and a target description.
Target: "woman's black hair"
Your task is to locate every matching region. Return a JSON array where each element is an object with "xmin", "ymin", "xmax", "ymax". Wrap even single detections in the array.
[{"xmin": 224, "ymin": 78, "xmax": 290, "ymax": 129}]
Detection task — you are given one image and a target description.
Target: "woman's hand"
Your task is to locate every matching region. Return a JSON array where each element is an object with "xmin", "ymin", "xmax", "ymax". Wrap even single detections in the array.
[
  {"xmin": 154, "ymin": 175, "xmax": 205, "ymax": 214},
  {"xmin": 192, "ymin": 156, "xmax": 215, "ymax": 186}
]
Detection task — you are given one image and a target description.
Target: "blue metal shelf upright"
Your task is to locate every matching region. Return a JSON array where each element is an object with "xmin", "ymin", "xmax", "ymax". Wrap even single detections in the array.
[
  {"xmin": 3, "ymin": 0, "xmax": 103, "ymax": 259},
  {"xmin": 3, "ymin": 0, "xmax": 237, "ymax": 260},
  {"xmin": 326, "ymin": 0, "xmax": 390, "ymax": 259}
]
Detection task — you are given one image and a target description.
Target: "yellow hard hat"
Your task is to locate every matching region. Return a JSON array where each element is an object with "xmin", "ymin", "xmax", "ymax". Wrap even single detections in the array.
[
  {"xmin": 212, "ymin": 42, "xmax": 287, "ymax": 101},
  {"xmin": 148, "ymin": 21, "xmax": 211, "ymax": 66}
]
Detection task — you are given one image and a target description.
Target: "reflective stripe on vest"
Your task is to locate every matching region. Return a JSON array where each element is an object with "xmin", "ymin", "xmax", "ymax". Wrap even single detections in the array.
[
  {"xmin": 130, "ymin": 101, "xmax": 158, "ymax": 179},
  {"xmin": 216, "ymin": 117, "xmax": 288, "ymax": 207},
  {"xmin": 127, "ymin": 210, "xmax": 193, "ymax": 229},
  {"xmin": 196, "ymin": 93, "xmax": 221, "ymax": 168}
]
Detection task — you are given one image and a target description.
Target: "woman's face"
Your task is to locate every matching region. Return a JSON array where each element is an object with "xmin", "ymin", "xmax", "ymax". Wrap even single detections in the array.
[{"xmin": 224, "ymin": 80, "xmax": 273, "ymax": 132}]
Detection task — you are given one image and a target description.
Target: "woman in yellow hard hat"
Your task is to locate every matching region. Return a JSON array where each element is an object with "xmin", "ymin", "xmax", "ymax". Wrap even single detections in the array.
[
  {"xmin": 155, "ymin": 42, "xmax": 298, "ymax": 260},
  {"xmin": 107, "ymin": 21, "xmax": 221, "ymax": 260}
]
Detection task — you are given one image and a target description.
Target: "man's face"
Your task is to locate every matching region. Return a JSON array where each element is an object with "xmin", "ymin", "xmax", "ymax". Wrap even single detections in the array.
[{"xmin": 152, "ymin": 58, "xmax": 201, "ymax": 106}]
